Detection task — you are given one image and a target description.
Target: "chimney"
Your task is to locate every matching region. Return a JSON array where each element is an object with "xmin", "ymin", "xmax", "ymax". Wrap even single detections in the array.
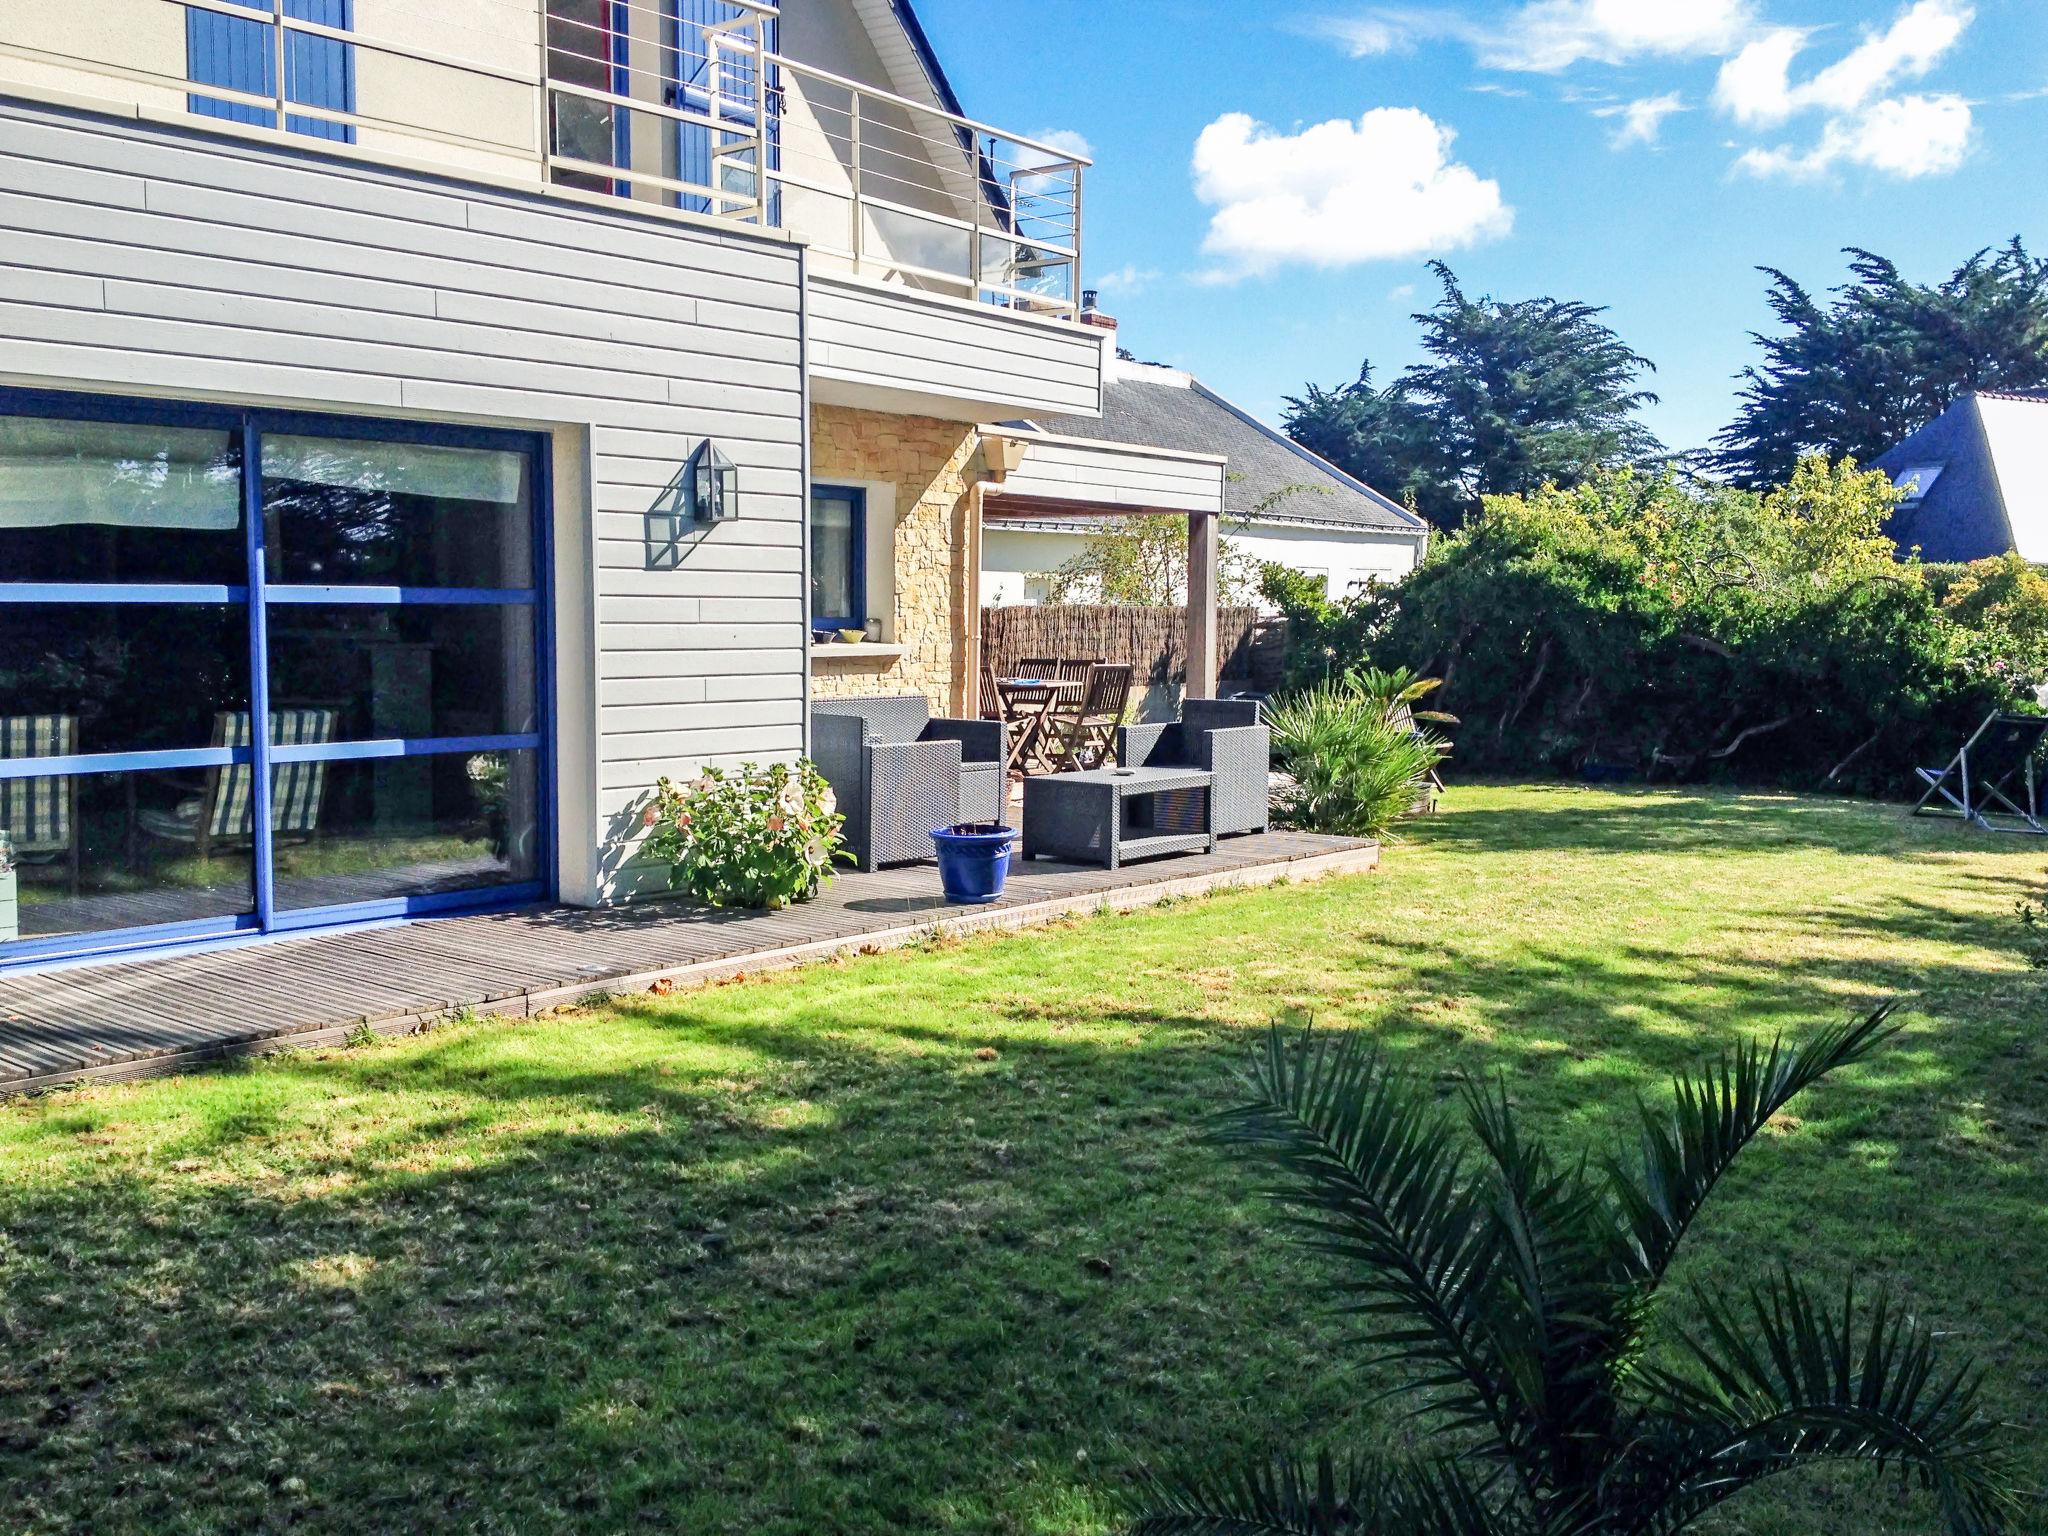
[{"xmin": 1079, "ymin": 287, "xmax": 1118, "ymax": 332}]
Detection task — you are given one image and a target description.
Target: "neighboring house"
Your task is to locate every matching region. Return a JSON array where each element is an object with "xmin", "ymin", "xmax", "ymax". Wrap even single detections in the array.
[
  {"xmin": 982, "ymin": 350, "xmax": 1430, "ymax": 607},
  {"xmin": 0, "ymin": 0, "xmax": 1231, "ymax": 972},
  {"xmin": 1873, "ymin": 390, "xmax": 2048, "ymax": 564}
]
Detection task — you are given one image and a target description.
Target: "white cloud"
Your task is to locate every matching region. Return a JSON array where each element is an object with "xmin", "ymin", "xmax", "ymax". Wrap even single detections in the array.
[
  {"xmin": 1715, "ymin": 0, "xmax": 1973, "ymax": 127},
  {"xmin": 1306, "ymin": 1, "xmax": 1755, "ymax": 71},
  {"xmin": 1598, "ymin": 91, "xmax": 1687, "ymax": 146},
  {"xmin": 1735, "ymin": 92, "xmax": 1974, "ymax": 178},
  {"xmin": 1190, "ymin": 109, "xmax": 1513, "ymax": 281},
  {"xmin": 1026, "ymin": 128, "xmax": 1094, "ymax": 162},
  {"xmin": 1091, "ymin": 263, "xmax": 1161, "ymax": 298},
  {"xmin": 1478, "ymin": 0, "xmax": 1758, "ymax": 71},
  {"xmin": 1310, "ymin": 15, "xmax": 1407, "ymax": 57}
]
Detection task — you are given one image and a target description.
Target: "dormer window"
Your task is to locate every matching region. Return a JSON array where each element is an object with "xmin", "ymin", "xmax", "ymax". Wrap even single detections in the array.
[{"xmin": 1891, "ymin": 463, "xmax": 1945, "ymax": 505}]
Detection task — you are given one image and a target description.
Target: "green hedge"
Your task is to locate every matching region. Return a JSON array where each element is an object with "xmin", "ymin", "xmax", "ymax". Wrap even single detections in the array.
[{"xmin": 1265, "ymin": 462, "xmax": 2045, "ymax": 797}]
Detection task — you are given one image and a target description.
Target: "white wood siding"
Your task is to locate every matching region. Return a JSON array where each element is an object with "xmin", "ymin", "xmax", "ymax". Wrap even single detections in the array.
[
  {"xmin": 993, "ymin": 437, "xmax": 1226, "ymax": 514},
  {"xmin": 807, "ymin": 272, "xmax": 1103, "ymax": 422},
  {"xmin": 0, "ymin": 96, "xmax": 808, "ymax": 906}
]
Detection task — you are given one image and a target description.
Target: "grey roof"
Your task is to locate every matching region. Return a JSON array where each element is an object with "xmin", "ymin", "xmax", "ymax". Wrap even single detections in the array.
[
  {"xmin": 1873, "ymin": 392, "xmax": 2047, "ymax": 563},
  {"xmin": 1026, "ymin": 374, "xmax": 1427, "ymax": 536}
]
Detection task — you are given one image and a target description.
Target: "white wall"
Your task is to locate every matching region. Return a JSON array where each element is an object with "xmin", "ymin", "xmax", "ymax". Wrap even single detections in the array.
[
  {"xmin": 982, "ymin": 520, "xmax": 1423, "ymax": 611},
  {"xmin": 808, "ymin": 273, "xmax": 1103, "ymax": 423},
  {"xmin": 1233, "ymin": 523, "xmax": 1422, "ymax": 601},
  {"xmin": 0, "ymin": 96, "xmax": 809, "ymax": 908},
  {"xmin": 0, "ymin": 0, "xmax": 543, "ymax": 181},
  {"xmin": 981, "ymin": 525, "xmax": 1094, "ymax": 605}
]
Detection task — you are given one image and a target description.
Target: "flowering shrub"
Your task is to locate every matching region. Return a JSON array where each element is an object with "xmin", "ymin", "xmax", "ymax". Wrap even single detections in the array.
[{"xmin": 642, "ymin": 760, "xmax": 848, "ymax": 909}]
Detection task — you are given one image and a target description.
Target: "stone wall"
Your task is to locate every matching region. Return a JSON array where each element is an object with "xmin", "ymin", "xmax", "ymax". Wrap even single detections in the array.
[{"xmin": 808, "ymin": 403, "xmax": 983, "ymax": 714}]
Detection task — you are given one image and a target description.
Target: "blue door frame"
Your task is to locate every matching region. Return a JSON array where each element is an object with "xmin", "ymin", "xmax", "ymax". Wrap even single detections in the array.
[
  {"xmin": 668, "ymin": 0, "xmax": 779, "ymax": 218},
  {"xmin": 0, "ymin": 388, "xmax": 557, "ymax": 973}
]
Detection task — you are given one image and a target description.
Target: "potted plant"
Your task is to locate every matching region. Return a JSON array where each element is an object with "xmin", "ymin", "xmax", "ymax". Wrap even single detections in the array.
[
  {"xmin": 929, "ymin": 821, "xmax": 1016, "ymax": 905},
  {"xmin": 643, "ymin": 760, "xmax": 848, "ymax": 910}
]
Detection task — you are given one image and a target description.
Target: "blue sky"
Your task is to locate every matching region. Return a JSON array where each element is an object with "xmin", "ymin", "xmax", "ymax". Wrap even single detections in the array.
[{"xmin": 914, "ymin": 0, "xmax": 2048, "ymax": 455}]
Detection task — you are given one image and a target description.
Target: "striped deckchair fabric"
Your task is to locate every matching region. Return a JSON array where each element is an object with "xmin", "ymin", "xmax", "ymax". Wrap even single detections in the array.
[
  {"xmin": 0, "ymin": 715, "xmax": 78, "ymax": 859},
  {"xmin": 136, "ymin": 709, "xmax": 337, "ymax": 857},
  {"xmin": 207, "ymin": 709, "xmax": 336, "ymax": 841}
]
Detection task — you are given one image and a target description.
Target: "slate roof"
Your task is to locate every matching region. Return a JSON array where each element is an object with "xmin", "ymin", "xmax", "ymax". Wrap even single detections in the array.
[
  {"xmin": 1025, "ymin": 371, "xmax": 1427, "ymax": 536},
  {"xmin": 1874, "ymin": 391, "xmax": 2048, "ymax": 564}
]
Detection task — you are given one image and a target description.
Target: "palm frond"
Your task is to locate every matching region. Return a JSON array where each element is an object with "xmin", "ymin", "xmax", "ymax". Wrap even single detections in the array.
[
  {"xmin": 1212, "ymin": 1027, "xmax": 1515, "ymax": 1442},
  {"xmin": 1605, "ymin": 1004, "xmax": 1904, "ymax": 1285},
  {"xmin": 1634, "ymin": 1270, "xmax": 2018, "ymax": 1535},
  {"xmin": 1463, "ymin": 1078, "xmax": 1636, "ymax": 1473},
  {"xmin": 1128, "ymin": 1448, "xmax": 1513, "ymax": 1536}
]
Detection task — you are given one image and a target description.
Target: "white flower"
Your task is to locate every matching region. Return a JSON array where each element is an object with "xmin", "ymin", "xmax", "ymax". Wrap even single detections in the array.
[{"xmin": 818, "ymin": 785, "xmax": 837, "ymax": 815}]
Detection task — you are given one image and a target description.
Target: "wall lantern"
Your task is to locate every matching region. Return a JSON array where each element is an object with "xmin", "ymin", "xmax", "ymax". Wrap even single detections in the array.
[{"xmin": 686, "ymin": 439, "xmax": 740, "ymax": 524}]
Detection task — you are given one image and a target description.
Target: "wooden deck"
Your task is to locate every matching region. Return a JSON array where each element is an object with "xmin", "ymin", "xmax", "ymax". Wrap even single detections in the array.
[{"xmin": 0, "ymin": 831, "xmax": 1378, "ymax": 1095}]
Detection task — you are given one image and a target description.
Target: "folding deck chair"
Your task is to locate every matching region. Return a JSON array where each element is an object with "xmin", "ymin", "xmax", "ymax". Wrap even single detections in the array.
[{"xmin": 1912, "ymin": 712, "xmax": 2048, "ymax": 835}]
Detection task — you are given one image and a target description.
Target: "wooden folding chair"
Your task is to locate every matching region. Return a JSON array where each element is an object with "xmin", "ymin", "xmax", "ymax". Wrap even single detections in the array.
[
  {"xmin": 1038, "ymin": 663, "xmax": 1133, "ymax": 772},
  {"xmin": 1912, "ymin": 712, "xmax": 2048, "ymax": 835}
]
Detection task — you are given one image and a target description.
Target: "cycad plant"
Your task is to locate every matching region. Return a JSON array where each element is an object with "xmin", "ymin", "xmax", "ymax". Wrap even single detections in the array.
[
  {"xmin": 1132, "ymin": 1006, "xmax": 2017, "ymax": 1536},
  {"xmin": 1266, "ymin": 673, "xmax": 1450, "ymax": 837}
]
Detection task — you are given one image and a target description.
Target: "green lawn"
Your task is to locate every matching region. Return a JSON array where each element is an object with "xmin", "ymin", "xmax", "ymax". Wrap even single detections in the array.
[{"xmin": 2, "ymin": 785, "xmax": 2044, "ymax": 1535}]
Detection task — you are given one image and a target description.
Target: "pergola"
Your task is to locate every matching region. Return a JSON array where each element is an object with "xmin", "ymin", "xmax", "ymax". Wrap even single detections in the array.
[{"xmin": 966, "ymin": 429, "xmax": 1226, "ymax": 705}]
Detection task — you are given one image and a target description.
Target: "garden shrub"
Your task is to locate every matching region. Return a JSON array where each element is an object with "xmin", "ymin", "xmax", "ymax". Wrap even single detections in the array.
[
  {"xmin": 643, "ymin": 760, "xmax": 848, "ymax": 909},
  {"xmin": 1281, "ymin": 460, "xmax": 2039, "ymax": 796},
  {"xmin": 1266, "ymin": 676, "xmax": 1447, "ymax": 836}
]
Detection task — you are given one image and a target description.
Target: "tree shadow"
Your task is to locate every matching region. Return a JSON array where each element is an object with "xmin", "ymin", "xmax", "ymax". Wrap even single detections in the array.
[{"xmin": 5, "ymin": 785, "xmax": 2046, "ymax": 1534}]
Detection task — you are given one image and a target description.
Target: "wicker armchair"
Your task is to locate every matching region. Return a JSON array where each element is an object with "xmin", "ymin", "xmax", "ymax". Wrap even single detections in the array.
[
  {"xmin": 810, "ymin": 697, "xmax": 1008, "ymax": 870},
  {"xmin": 1116, "ymin": 698, "xmax": 1271, "ymax": 837}
]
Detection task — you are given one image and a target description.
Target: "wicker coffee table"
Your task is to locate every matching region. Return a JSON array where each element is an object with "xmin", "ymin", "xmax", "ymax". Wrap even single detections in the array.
[{"xmin": 1019, "ymin": 766, "xmax": 1216, "ymax": 870}]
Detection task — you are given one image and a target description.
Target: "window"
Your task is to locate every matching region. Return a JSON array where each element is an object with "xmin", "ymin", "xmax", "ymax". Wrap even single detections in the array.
[
  {"xmin": 810, "ymin": 486, "xmax": 866, "ymax": 631},
  {"xmin": 1892, "ymin": 463, "xmax": 1945, "ymax": 505},
  {"xmin": 546, "ymin": 0, "xmax": 627, "ymax": 194},
  {"xmin": 187, "ymin": 0, "xmax": 357, "ymax": 144},
  {"xmin": 0, "ymin": 392, "xmax": 550, "ymax": 969}
]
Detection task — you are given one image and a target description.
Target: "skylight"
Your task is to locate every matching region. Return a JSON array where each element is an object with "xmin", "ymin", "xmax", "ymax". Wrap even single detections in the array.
[{"xmin": 1891, "ymin": 463, "xmax": 1945, "ymax": 504}]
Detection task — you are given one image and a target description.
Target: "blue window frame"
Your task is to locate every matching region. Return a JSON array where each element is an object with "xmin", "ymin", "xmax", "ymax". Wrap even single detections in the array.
[
  {"xmin": 0, "ymin": 388, "xmax": 555, "ymax": 972},
  {"xmin": 809, "ymin": 484, "xmax": 867, "ymax": 633},
  {"xmin": 188, "ymin": 0, "xmax": 357, "ymax": 144}
]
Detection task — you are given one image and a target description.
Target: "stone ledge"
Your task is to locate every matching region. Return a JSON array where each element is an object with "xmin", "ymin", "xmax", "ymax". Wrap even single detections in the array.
[{"xmin": 810, "ymin": 644, "xmax": 906, "ymax": 664}]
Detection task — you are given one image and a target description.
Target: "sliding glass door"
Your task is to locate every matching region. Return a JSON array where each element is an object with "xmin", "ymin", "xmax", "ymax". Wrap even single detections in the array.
[{"xmin": 0, "ymin": 393, "xmax": 551, "ymax": 968}]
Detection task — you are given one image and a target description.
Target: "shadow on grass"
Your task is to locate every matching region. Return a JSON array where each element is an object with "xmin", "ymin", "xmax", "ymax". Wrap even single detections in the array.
[{"xmin": 4, "ymin": 785, "xmax": 2046, "ymax": 1535}]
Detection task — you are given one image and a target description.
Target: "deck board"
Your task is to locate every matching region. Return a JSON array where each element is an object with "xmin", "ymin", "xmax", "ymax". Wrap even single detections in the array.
[{"xmin": 0, "ymin": 831, "xmax": 1378, "ymax": 1094}]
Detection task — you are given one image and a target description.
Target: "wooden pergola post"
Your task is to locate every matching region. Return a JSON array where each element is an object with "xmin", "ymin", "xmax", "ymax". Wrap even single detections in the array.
[{"xmin": 1186, "ymin": 509, "xmax": 1218, "ymax": 700}]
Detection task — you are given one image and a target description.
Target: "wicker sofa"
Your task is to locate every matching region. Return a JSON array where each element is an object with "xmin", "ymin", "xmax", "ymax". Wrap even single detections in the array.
[
  {"xmin": 809, "ymin": 697, "xmax": 1008, "ymax": 870},
  {"xmin": 1115, "ymin": 698, "xmax": 1271, "ymax": 838}
]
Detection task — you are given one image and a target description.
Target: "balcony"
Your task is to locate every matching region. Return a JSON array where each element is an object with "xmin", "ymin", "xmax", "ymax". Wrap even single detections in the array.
[{"xmin": 0, "ymin": 0, "xmax": 1088, "ymax": 322}]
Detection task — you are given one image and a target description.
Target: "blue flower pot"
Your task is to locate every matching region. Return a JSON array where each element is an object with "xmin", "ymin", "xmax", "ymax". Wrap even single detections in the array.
[{"xmin": 930, "ymin": 823, "xmax": 1015, "ymax": 905}]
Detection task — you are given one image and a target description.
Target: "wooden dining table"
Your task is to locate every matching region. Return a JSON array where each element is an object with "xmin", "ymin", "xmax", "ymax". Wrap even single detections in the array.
[{"xmin": 993, "ymin": 676, "xmax": 1082, "ymax": 773}]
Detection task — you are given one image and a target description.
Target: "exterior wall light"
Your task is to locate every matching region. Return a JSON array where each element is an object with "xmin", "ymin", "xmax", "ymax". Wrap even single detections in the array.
[{"xmin": 687, "ymin": 439, "xmax": 740, "ymax": 523}]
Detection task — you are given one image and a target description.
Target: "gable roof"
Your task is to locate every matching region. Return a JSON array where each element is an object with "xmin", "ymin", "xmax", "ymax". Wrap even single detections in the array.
[
  {"xmin": 1874, "ymin": 390, "xmax": 2048, "ymax": 563},
  {"xmin": 841, "ymin": 0, "xmax": 965, "ymax": 118},
  {"xmin": 1023, "ymin": 365, "xmax": 1428, "ymax": 538}
]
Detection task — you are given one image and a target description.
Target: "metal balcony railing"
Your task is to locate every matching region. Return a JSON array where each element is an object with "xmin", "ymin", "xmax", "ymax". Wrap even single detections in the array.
[{"xmin": 0, "ymin": 0, "xmax": 1088, "ymax": 319}]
